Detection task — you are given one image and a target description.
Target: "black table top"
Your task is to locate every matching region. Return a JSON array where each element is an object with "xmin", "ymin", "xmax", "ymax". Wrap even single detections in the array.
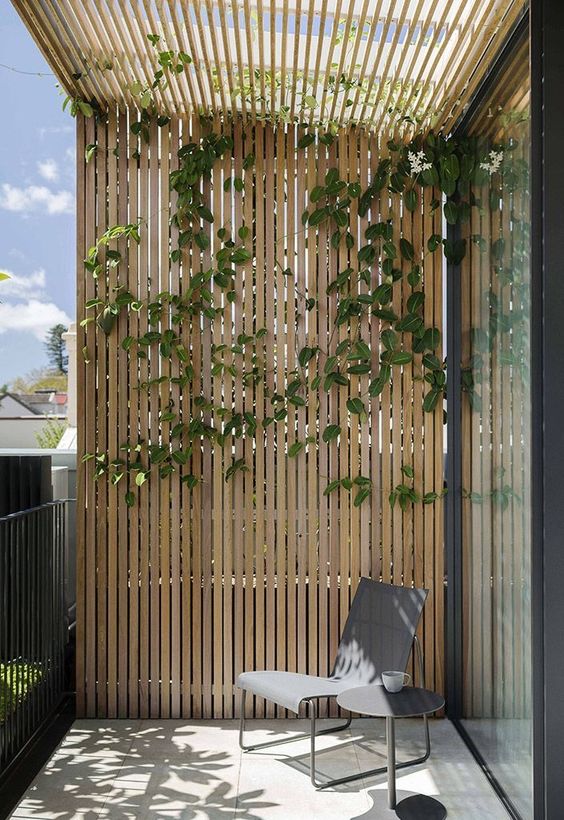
[{"xmin": 336, "ymin": 685, "xmax": 445, "ymax": 717}]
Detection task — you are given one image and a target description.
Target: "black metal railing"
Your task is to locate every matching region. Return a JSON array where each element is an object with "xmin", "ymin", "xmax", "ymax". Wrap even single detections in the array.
[{"xmin": 0, "ymin": 501, "xmax": 69, "ymax": 775}]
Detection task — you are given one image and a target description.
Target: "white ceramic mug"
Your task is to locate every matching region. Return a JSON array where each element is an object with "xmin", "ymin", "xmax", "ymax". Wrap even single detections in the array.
[{"xmin": 382, "ymin": 671, "xmax": 411, "ymax": 693}]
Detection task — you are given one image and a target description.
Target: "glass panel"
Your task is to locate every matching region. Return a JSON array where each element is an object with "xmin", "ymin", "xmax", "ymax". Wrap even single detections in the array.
[{"xmin": 459, "ymin": 30, "xmax": 532, "ymax": 818}]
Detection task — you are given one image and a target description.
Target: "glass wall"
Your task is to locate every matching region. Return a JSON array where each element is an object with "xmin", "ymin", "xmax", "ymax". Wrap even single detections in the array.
[{"xmin": 458, "ymin": 29, "xmax": 532, "ymax": 818}]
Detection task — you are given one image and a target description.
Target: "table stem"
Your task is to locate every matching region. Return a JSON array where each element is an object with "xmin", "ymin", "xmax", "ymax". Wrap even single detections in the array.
[{"xmin": 386, "ymin": 716, "xmax": 396, "ymax": 809}]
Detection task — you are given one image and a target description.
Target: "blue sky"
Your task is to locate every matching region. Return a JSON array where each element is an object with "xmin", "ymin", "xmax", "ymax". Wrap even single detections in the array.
[{"xmin": 0, "ymin": 4, "xmax": 75, "ymax": 385}]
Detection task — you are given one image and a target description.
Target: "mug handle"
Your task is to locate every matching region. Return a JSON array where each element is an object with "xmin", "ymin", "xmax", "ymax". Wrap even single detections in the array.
[{"xmin": 402, "ymin": 672, "xmax": 412, "ymax": 685}]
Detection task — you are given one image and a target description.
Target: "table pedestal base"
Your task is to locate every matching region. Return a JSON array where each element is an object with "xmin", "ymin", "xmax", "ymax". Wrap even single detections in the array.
[{"xmin": 395, "ymin": 795, "xmax": 447, "ymax": 819}]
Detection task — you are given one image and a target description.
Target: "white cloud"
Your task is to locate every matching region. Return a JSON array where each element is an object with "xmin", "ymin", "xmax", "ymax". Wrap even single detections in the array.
[
  {"xmin": 38, "ymin": 125, "xmax": 73, "ymax": 139},
  {"xmin": 0, "ymin": 183, "xmax": 74, "ymax": 215},
  {"xmin": 0, "ymin": 299, "xmax": 72, "ymax": 340},
  {"xmin": 37, "ymin": 159, "xmax": 59, "ymax": 182},
  {"xmin": 0, "ymin": 268, "xmax": 47, "ymax": 300}
]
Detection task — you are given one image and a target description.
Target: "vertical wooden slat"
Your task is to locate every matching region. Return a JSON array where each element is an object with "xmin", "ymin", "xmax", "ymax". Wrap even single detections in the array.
[
  {"xmin": 148, "ymin": 116, "xmax": 161, "ymax": 718},
  {"xmin": 117, "ymin": 110, "xmax": 130, "ymax": 717},
  {"xmin": 75, "ymin": 113, "xmax": 87, "ymax": 718},
  {"xmin": 232, "ymin": 120, "xmax": 245, "ymax": 717},
  {"xmin": 169, "ymin": 116, "xmax": 181, "ymax": 718},
  {"xmin": 254, "ymin": 123, "xmax": 266, "ymax": 717},
  {"xmin": 106, "ymin": 112, "xmax": 118, "ymax": 718},
  {"xmin": 95, "ymin": 119, "xmax": 108, "ymax": 719}
]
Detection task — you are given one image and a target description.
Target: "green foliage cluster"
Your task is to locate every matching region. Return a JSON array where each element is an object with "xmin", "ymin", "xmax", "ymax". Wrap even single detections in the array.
[{"xmin": 81, "ymin": 118, "xmax": 513, "ymax": 510}]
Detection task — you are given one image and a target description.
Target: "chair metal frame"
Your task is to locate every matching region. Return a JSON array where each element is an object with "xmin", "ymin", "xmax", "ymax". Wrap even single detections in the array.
[{"xmin": 239, "ymin": 635, "xmax": 431, "ymax": 789}]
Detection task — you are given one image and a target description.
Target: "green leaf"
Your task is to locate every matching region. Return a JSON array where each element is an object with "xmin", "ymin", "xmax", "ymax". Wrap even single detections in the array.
[
  {"xmin": 310, "ymin": 185, "xmax": 325, "ymax": 203},
  {"xmin": 325, "ymin": 168, "xmax": 339, "ymax": 186},
  {"xmin": 389, "ymin": 351, "xmax": 413, "ymax": 366},
  {"xmin": 309, "ymin": 207, "xmax": 329, "ymax": 227},
  {"xmin": 77, "ymin": 100, "xmax": 94, "ymax": 118},
  {"xmin": 355, "ymin": 340, "xmax": 371, "ymax": 360},
  {"xmin": 135, "ymin": 471, "xmax": 148, "ymax": 487},
  {"xmin": 407, "ymin": 291, "xmax": 424, "ymax": 313},
  {"xmin": 381, "ymin": 329, "xmax": 397, "ymax": 351},
  {"xmin": 347, "ymin": 398, "xmax": 365, "ymax": 415},
  {"xmin": 373, "ymin": 283, "xmax": 393, "ymax": 304},
  {"xmin": 322, "ymin": 424, "xmax": 341, "ymax": 443},
  {"xmin": 404, "ymin": 188, "xmax": 418, "ymax": 212},
  {"xmin": 423, "ymin": 353, "xmax": 442, "ymax": 371},
  {"xmin": 368, "ymin": 366, "xmax": 391, "ymax": 396},
  {"xmin": 423, "ymin": 388, "xmax": 442, "ymax": 412},
  {"xmin": 323, "ymin": 479, "xmax": 341, "ymax": 496},
  {"xmin": 288, "ymin": 441, "xmax": 305, "ymax": 457},
  {"xmin": 298, "ymin": 133, "xmax": 315, "ymax": 149},
  {"xmin": 348, "ymin": 363, "xmax": 371, "ymax": 375},
  {"xmin": 444, "ymin": 200, "xmax": 459, "ymax": 225},
  {"xmin": 298, "ymin": 346, "xmax": 318, "ymax": 367},
  {"xmin": 182, "ymin": 474, "xmax": 199, "ymax": 488},
  {"xmin": 331, "ymin": 230, "xmax": 342, "ymax": 249},
  {"xmin": 197, "ymin": 205, "xmax": 214, "ymax": 223},
  {"xmin": 400, "ymin": 238, "xmax": 415, "ymax": 261},
  {"xmin": 407, "ymin": 265, "xmax": 421, "ymax": 287},
  {"xmin": 423, "ymin": 327, "xmax": 441, "ymax": 350},
  {"xmin": 354, "ymin": 487, "xmax": 371, "ymax": 507},
  {"xmin": 225, "ymin": 458, "xmax": 247, "ymax": 480},
  {"xmin": 401, "ymin": 464, "xmax": 414, "ymax": 478},
  {"xmin": 427, "ymin": 234, "xmax": 442, "ymax": 253},
  {"xmin": 243, "ymin": 152, "xmax": 255, "ymax": 170},
  {"xmin": 194, "ymin": 231, "xmax": 210, "ymax": 250},
  {"xmin": 395, "ymin": 313, "xmax": 424, "ymax": 333},
  {"xmin": 372, "ymin": 307, "xmax": 398, "ymax": 322},
  {"xmin": 125, "ymin": 491, "xmax": 135, "ymax": 507}
]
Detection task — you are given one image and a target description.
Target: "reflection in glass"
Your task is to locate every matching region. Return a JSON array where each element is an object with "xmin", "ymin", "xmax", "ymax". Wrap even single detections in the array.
[{"xmin": 459, "ymin": 31, "xmax": 532, "ymax": 819}]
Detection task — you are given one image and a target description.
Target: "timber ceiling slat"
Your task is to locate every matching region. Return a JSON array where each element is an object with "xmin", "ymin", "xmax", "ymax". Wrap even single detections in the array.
[{"xmin": 13, "ymin": 0, "xmax": 525, "ymax": 134}]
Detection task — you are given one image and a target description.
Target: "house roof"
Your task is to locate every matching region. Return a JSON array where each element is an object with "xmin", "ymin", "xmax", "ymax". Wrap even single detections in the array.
[
  {"xmin": 0, "ymin": 392, "xmax": 42, "ymax": 416},
  {"xmin": 12, "ymin": 0, "xmax": 524, "ymax": 135}
]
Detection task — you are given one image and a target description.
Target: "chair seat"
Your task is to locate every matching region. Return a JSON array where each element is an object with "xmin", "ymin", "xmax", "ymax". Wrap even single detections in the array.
[{"xmin": 237, "ymin": 670, "xmax": 379, "ymax": 714}]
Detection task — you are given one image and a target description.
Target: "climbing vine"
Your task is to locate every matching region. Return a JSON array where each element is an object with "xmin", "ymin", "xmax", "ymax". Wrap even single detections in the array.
[{"xmin": 75, "ymin": 35, "xmax": 522, "ymax": 511}]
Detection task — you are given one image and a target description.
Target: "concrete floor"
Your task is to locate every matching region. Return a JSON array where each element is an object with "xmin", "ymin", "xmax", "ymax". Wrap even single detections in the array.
[{"xmin": 10, "ymin": 718, "xmax": 510, "ymax": 819}]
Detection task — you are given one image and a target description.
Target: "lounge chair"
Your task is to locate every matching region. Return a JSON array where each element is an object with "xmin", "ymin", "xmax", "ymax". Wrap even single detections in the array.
[{"xmin": 237, "ymin": 577, "xmax": 430, "ymax": 788}]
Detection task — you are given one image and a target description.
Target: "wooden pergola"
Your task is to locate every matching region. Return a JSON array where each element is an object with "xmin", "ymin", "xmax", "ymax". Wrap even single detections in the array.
[{"xmin": 15, "ymin": 0, "xmax": 522, "ymax": 133}]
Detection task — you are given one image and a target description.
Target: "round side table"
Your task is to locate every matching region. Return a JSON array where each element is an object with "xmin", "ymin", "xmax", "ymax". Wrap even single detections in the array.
[{"xmin": 337, "ymin": 684, "xmax": 446, "ymax": 819}]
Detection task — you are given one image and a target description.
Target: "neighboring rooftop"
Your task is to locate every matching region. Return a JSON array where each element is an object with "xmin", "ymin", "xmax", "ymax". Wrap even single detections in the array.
[{"xmin": 0, "ymin": 391, "xmax": 68, "ymax": 418}]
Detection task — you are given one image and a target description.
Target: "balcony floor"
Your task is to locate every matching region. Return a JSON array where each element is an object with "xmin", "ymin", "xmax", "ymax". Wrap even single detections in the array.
[{"xmin": 10, "ymin": 717, "xmax": 508, "ymax": 819}]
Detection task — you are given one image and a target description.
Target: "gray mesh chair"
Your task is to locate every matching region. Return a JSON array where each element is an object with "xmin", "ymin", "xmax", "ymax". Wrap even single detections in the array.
[{"xmin": 238, "ymin": 578, "xmax": 429, "ymax": 789}]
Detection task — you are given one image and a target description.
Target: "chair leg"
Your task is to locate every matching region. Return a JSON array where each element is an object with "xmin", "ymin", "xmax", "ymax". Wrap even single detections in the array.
[
  {"xmin": 240, "ymin": 692, "xmax": 431, "ymax": 790},
  {"xmin": 239, "ymin": 690, "xmax": 352, "ymax": 753}
]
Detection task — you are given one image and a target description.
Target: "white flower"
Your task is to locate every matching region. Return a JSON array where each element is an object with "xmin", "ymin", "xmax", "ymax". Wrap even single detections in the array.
[
  {"xmin": 480, "ymin": 149, "xmax": 503, "ymax": 174},
  {"xmin": 408, "ymin": 150, "xmax": 433, "ymax": 176}
]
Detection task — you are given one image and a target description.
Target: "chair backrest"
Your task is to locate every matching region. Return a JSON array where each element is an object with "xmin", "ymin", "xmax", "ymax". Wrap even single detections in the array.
[{"xmin": 330, "ymin": 578, "xmax": 427, "ymax": 684}]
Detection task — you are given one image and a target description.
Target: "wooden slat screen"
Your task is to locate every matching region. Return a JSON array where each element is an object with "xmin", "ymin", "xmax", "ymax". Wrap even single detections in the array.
[{"xmin": 76, "ymin": 112, "xmax": 445, "ymax": 718}]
